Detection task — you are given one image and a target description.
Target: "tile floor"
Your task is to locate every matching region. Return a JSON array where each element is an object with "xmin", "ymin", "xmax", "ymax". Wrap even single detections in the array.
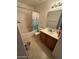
[{"xmin": 22, "ymin": 35, "xmax": 56, "ymax": 59}]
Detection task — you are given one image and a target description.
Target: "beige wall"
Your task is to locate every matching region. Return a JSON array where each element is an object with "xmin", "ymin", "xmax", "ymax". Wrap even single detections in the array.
[
  {"xmin": 17, "ymin": 2, "xmax": 34, "ymax": 35},
  {"xmin": 35, "ymin": 0, "xmax": 61, "ymax": 28},
  {"xmin": 17, "ymin": 2, "xmax": 40, "ymax": 39},
  {"xmin": 17, "ymin": 2, "xmax": 34, "ymax": 10}
]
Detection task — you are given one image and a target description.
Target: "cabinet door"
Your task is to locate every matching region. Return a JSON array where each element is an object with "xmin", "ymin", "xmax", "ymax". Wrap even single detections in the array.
[
  {"xmin": 46, "ymin": 35, "xmax": 57, "ymax": 51},
  {"xmin": 40, "ymin": 32, "xmax": 46, "ymax": 43}
]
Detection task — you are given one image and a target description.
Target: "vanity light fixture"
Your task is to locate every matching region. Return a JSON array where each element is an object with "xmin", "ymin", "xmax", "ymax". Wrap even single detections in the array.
[{"xmin": 52, "ymin": 1, "xmax": 62, "ymax": 8}]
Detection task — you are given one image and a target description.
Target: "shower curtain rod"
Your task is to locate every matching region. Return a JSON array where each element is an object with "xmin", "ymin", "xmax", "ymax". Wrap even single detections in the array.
[
  {"xmin": 17, "ymin": 6, "xmax": 40, "ymax": 12},
  {"xmin": 17, "ymin": 6, "xmax": 34, "ymax": 11}
]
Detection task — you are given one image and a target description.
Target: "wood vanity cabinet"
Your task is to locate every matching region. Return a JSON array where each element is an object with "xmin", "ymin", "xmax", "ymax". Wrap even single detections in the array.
[
  {"xmin": 40, "ymin": 32, "xmax": 46, "ymax": 43},
  {"xmin": 40, "ymin": 32, "xmax": 58, "ymax": 51}
]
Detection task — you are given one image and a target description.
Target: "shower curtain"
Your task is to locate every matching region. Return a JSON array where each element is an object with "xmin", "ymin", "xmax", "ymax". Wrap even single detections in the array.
[
  {"xmin": 32, "ymin": 17, "xmax": 39, "ymax": 32},
  {"xmin": 32, "ymin": 12, "xmax": 39, "ymax": 32}
]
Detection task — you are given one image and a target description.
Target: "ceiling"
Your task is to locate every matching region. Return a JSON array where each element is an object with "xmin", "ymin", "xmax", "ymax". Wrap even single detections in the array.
[{"xmin": 17, "ymin": 0, "xmax": 48, "ymax": 7}]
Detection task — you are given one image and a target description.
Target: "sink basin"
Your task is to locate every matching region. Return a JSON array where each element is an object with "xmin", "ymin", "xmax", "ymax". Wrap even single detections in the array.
[{"xmin": 48, "ymin": 28, "xmax": 56, "ymax": 32}]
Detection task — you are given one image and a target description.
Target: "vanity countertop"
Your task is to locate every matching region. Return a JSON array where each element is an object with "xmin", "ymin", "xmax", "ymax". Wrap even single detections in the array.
[{"xmin": 40, "ymin": 28, "xmax": 59, "ymax": 40}]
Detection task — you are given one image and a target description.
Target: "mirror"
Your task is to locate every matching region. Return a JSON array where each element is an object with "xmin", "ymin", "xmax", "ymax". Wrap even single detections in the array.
[{"xmin": 46, "ymin": 10, "xmax": 62, "ymax": 29}]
